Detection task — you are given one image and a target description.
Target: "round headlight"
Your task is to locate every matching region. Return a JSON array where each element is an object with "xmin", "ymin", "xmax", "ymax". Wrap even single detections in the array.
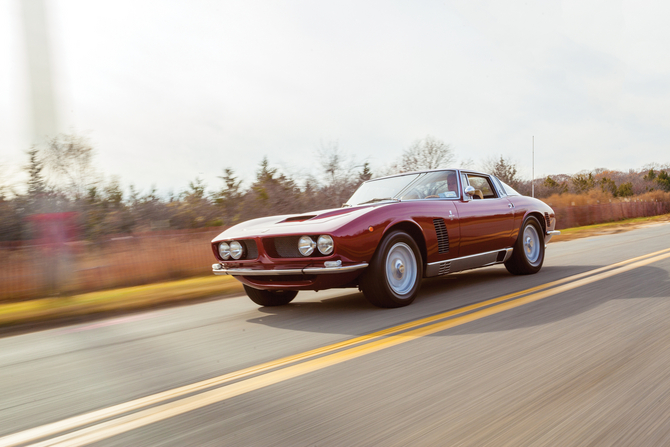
[
  {"xmin": 218, "ymin": 242, "xmax": 231, "ymax": 260},
  {"xmin": 317, "ymin": 235, "xmax": 334, "ymax": 255},
  {"xmin": 298, "ymin": 236, "xmax": 316, "ymax": 256},
  {"xmin": 230, "ymin": 241, "xmax": 244, "ymax": 259}
]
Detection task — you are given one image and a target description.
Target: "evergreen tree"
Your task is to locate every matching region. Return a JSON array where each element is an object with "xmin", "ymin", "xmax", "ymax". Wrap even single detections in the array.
[
  {"xmin": 25, "ymin": 146, "xmax": 46, "ymax": 198},
  {"xmin": 214, "ymin": 168, "xmax": 243, "ymax": 226},
  {"xmin": 485, "ymin": 155, "xmax": 520, "ymax": 188}
]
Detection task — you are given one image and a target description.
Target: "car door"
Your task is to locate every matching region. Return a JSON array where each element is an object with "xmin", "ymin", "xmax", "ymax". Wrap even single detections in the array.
[{"xmin": 453, "ymin": 173, "xmax": 515, "ymax": 257}]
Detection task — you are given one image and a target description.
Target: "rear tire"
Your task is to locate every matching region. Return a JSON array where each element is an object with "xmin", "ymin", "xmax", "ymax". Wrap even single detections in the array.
[
  {"xmin": 505, "ymin": 216, "xmax": 544, "ymax": 275},
  {"xmin": 243, "ymin": 285, "xmax": 298, "ymax": 306},
  {"xmin": 360, "ymin": 230, "xmax": 423, "ymax": 308}
]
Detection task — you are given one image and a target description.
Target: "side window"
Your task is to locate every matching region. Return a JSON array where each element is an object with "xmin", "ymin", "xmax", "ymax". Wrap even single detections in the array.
[
  {"xmin": 466, "ymin": 175, "xmax": 498, "ymax": 199},
  {"xmin": 491, "ymin": 176, "xmax": 507, "ymax": 197},
  {"xmin": 500, "ymin": 181, "xmax": 521, "ymax": 196}
]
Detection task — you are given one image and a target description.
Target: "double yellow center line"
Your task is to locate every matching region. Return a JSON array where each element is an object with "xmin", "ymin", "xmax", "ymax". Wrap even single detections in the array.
[{"xmin": 4, "ymin": 247, "xmax": 670, "ymax": 447}]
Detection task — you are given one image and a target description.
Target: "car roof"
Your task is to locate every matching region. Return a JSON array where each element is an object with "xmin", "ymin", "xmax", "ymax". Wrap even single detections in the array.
[{"xmin": 366, "ymin": 168, "xmax": 490, "ymax": 183}]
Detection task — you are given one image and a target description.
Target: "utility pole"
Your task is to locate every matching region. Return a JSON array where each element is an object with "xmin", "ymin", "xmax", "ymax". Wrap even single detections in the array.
[{"xmin": 532, "ymin": 136, "xmax": 535, "ymax": 198}]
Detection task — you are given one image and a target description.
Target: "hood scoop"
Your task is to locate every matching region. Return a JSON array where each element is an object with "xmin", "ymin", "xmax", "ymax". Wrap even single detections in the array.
[{"xmin": 280, "ymin": 215, "xmax": 317, "ymax": 223}]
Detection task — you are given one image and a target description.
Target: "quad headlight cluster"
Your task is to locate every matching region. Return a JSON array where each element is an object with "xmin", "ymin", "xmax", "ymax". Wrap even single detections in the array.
[
  {"xmin": 298, "ymin": 235, "xmax": 334, "ymax": 256},
  {"xmin": 218, "ymin": 241, "xmax": 245, "ymax": 260}
]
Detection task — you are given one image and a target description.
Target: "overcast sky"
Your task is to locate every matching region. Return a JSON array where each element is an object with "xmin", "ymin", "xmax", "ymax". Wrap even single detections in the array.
[{"xmin": 2, "ymin": 0, "xmax": 670, "ymax": 195}]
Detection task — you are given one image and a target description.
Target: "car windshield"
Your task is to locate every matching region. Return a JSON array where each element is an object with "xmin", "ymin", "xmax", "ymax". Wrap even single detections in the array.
[{"xmin": 345, "ymin": 173, "xmax": 421, "ymax": 206}]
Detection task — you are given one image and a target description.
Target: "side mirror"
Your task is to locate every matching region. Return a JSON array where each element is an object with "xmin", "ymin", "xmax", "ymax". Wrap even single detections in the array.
[{"xmin": 464, "ymin": 186, "xmax": 476, "ymax": 200}]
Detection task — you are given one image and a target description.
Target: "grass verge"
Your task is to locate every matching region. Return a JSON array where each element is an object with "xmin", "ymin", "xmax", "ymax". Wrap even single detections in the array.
[
  {"xmin": 0, "ymin": 275, "xmax": 243, "ymax": 329},
  {"xmin": 550, "ymin": 213, "xmax": 670, "ymax": 242}
]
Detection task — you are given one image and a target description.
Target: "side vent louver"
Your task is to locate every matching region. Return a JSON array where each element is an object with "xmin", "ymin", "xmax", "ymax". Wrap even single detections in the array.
[
  {"xmin": 433, "ymin": 218, "xmax": 450, "ymax": 254},
  {"xmin": 544, "ymin": 212, "xmax": 550, "ymax": 230},
  {"xmin": 438, "ymin": 261, "xmax": 451, "ymax": 276}
]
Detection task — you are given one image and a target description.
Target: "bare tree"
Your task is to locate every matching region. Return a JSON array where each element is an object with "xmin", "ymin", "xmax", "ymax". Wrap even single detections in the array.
[
  {"xmin": 316, "ymin": 142, "xmax": 369, "ymax": 207},
  {"xmin": 317, "ymin": 141, "xmax": 343, "ymax": 186},
  {"xmin": 42, "ymin": 133, "xmax": 100, "ymax": 200},
  {"xmin": 399, "ymin": 136, "xmax": 455, "ymax": 172}
]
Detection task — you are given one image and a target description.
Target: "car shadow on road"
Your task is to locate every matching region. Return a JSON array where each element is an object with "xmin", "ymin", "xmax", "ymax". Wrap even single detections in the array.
[
  {"xmin": 447, "ymin": 264, "xmax": 670, "ymax": 335},
  {"xmin": 246, "ymin": 264, "xmax": 669, "ymax": 336}
]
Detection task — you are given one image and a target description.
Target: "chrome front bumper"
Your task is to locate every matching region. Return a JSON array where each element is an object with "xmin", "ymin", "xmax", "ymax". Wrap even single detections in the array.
[
  {"xmin": 546, "ymin": 230, "xmax": 561, "ymax": 244},
  {"xmin": 212, "ymin": 262, "xmax": 369, "ymax": 276}
]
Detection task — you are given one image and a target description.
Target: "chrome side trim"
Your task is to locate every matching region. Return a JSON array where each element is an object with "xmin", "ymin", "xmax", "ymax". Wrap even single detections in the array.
[
  {"xmin": 502, "ymin": 247, "xmax": 514, "ymax": 262},
  {"xmin": 425, "ymin": 248, "xmax": 513, "ymax": 277},
  {"xmin": 212, "ymin": 263, "xmax": 369, "ymax": 276}
]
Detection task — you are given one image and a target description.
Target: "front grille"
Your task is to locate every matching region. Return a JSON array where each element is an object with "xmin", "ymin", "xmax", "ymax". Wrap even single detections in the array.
[
  {"xmin": 269, "ymin": 236, "xmax": 326, "ymax": 258},
  {"xmin": 544, "ymin": 212, "xmax": 551, "ymax": 231},
  {"xmin": 433, "ymin": 218, "xmax": 450, "ymax": 254},
  {"xmin": 242, "ymin": 239, "xmax": 258, "ymax": 259},
  {"xmin": 273, "ymin": 236, "xmax": 302, "ymax": 258}
]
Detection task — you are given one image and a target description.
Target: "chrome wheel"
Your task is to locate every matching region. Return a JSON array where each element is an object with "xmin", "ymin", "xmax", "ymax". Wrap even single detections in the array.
[
  {"xmin": 360, "ymin": 230, "xmax": 423, "ymax": 307},
  {"xmin": 385, "ymin": 242, "xmax": 417, "ymax": 297},
  {"xmin": 523, "ymin": 224, "xmax": 541, "ymax": 266},
  {"xmin": 505, "ymin": 216, "xmax": 545, "ymax": 275}
]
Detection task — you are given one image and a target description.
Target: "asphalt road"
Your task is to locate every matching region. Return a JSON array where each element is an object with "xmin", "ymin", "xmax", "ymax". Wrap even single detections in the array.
[{"xmin": 1, "ymin": 222, "xmax": 670, "ymax": 446}]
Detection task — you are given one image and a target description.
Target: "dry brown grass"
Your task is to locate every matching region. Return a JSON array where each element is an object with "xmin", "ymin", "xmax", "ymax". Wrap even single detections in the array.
[
  {"xmin": 634, "ymin": 190, "xmax": 670, "ymax": 202},
  {"xmin": 1, "ymin": 229, "xmax": 223, "ymax": 302},
  {"xmin": 542, "ymin": 190, "xmax": 670, "ymax": 207}
]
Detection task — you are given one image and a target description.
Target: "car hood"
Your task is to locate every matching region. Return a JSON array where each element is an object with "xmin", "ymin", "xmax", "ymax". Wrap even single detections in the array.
[{"xmin": 211, "ymin": 203, "xmax": 391, "ymax": 242}]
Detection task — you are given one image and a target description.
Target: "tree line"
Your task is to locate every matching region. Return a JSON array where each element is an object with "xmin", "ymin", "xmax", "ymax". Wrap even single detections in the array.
[{"xmin": 1, "ymin": 132, "xmax": 669, "ymax": 242}]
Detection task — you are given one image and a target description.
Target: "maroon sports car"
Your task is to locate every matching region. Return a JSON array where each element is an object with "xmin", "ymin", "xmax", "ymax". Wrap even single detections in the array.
[{"xmin": 211, "ymin": 169, "xmax": 559, "ymax": 308}]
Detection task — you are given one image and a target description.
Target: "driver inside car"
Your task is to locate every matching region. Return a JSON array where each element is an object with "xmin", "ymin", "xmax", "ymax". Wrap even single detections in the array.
[
  {"xmin": 436, "ymin": 173, "xmax": 458, "ymax": 198},
  {"xmin": 425, "ymin": 172, "xmax": 459, "ymax": 198}
]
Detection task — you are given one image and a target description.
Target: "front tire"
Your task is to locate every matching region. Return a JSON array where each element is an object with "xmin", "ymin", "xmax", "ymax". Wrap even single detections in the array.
[
  {"xmin": 505, "ymin": 216, "xmax": 545, "ymax": 275},
  {"xmin": 243, "ymin": 285, "xmax": 298, "ymax": 306},
  {"xmin": 360, "ymin": 230, "xmax": 423, "ymax": 308}
]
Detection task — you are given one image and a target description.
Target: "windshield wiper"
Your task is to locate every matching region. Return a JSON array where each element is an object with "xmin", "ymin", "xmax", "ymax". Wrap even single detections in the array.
[{"xmin": 357, "ymin": 197, "xmax": 400, "ymax": 205}]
